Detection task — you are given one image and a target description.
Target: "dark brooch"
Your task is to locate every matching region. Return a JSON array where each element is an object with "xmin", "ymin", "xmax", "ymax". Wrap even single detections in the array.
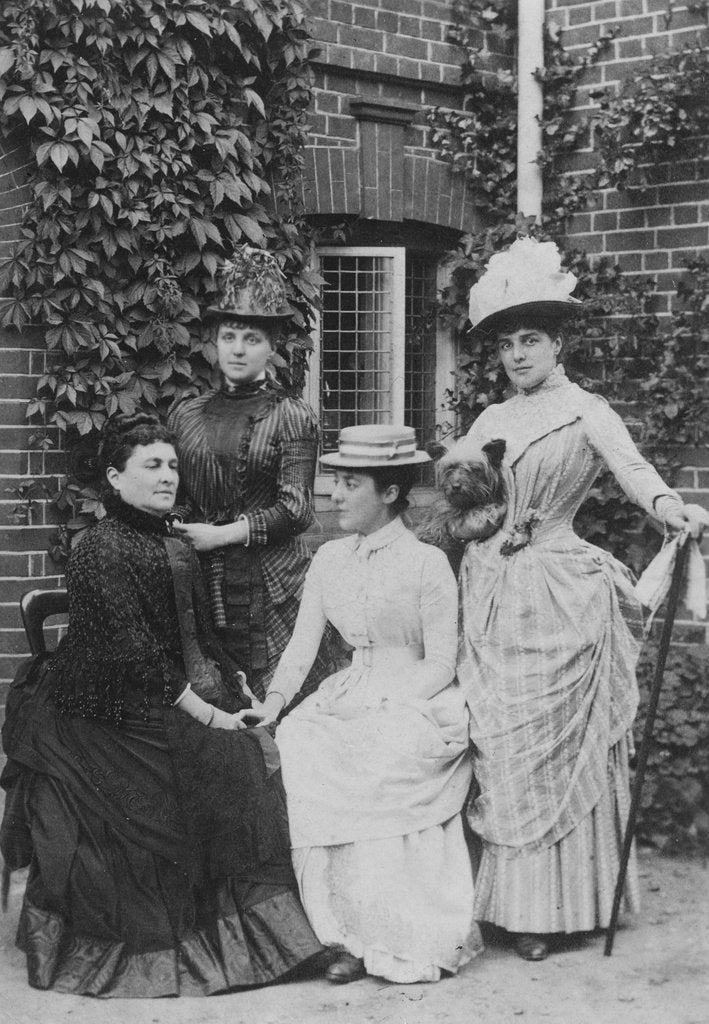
[{"xmin": 500, "ymin": 511, "xmax": 540, "ymax": 556}]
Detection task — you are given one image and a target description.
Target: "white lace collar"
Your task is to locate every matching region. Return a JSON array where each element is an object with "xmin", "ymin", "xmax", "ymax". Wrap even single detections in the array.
[{"xmin": 482, "ymin": 366, "xmax": 589, "ymax": 465}]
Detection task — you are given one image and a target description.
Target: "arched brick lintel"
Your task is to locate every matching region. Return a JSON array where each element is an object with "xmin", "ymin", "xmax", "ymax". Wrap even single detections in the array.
[{"xmin": 301, "ymin": 146, "xmax": 476, "ymax": 233}]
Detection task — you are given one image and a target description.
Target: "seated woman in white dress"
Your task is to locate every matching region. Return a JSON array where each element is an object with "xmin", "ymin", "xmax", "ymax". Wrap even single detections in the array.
[{"xmin": 237, "ymin": 425, "xmax": 481, "ymax": 985}]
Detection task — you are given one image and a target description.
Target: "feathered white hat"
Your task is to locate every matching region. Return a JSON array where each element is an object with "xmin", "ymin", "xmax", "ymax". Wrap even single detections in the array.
[{"xmin": 468, "ymin": 236, "xmax": 582, "ymax": 336}]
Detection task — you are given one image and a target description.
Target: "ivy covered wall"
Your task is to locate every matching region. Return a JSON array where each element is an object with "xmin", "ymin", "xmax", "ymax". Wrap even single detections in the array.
[{"xmin": 0, "ymin": 0, "xmax": 320, "ymax": 686}]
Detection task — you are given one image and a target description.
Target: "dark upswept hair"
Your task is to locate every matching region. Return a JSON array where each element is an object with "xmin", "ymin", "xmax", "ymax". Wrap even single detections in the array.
[
  {"xmin": 357, "ymin": 464, "xmax": 419, "ymax": 516},
  {"xmin": 99, "ymin": 412, "xmax": 175, "ymax": 477}
]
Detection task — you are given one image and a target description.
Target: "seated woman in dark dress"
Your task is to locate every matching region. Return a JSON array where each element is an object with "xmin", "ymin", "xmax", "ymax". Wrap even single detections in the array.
[{"xmin": 0, "ymin": 413, "xmax": 324, "ymax": 998}]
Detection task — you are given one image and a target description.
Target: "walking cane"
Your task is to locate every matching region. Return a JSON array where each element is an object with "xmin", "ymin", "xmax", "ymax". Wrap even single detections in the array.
[{"xmin": 604, "ymin": 531, "xmax": 691, "ymax": 957}]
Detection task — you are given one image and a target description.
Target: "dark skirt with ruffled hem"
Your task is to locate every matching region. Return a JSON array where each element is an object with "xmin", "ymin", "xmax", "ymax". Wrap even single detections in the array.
[
  {"xmin": 18, "ymin": 874, "xmax": 323, "ymax": 997},
  {"xmin": 1, "ymin": 660, "xmax": 323, "ymax": 998}
]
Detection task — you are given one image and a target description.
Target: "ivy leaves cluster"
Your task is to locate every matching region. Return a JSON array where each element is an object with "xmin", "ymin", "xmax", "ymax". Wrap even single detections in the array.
[
  {"xmin": 635, "ymin": 642, "xmax": 709, "ymax": 853},
  {"xmin": 592, "ymin": 41, "xmax": 709, "ymax": 191},
  {"xmin": 427, "ymin": 1, "xmax": 517, "ymax": 216},
  {"xmin": 430, "ymin": 3, "xmax": 708, "ymax": 216},
  {"xmin": 427, "ymin": 2, "xmax": 618, "ymax": 224},
  {"xmin": 0, "ymin": 0, "xmax": 317, "ymax": 448}
]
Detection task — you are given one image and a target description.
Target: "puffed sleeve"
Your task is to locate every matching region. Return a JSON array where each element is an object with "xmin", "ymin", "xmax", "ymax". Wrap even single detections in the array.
[
  {"xmin": 583, "ymin": 395, "xmax": 680, "ymax": 517},
  {"xmin": 266, "ymin": 544, "xmax": 329, "ymax": 706},
  {"xmin": 243, "ymin": 397, "xmax": 319, "ymax": 546}
]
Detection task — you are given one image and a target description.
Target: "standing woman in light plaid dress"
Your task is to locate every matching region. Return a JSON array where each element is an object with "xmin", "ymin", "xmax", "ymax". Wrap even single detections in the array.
[
  {"xmin": 444, "ymin": 237, "xmax": 708, "ymax": 963},
  {"xmin": 169, "ymin": 247, "xmax": 333, "ymax": 702}
]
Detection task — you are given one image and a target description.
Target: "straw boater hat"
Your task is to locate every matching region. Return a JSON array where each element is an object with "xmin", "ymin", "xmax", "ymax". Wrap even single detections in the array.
[
  {"xmin": 320, "ymin": 425, "xmax": 431, "ymax": 468},
  {"xmin": 468, "ymin": 236, "xmax": 583, "ymax": 337},
  {"xmin": 206, "ymin": 245, "xmax": 295, "ymax": 322}
]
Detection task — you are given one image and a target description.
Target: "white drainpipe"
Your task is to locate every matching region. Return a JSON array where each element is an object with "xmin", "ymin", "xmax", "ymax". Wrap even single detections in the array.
[{"xmin": 517, "ymin": 0, "xmax": 545, "ymax": 221}]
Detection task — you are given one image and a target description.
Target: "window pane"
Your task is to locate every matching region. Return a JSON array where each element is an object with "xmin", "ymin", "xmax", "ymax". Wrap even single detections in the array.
[
  {"xmin": 406, "ymin": 257, "xmax": 438, "ymax": 483},
  {"xmin": 405, "ymin": 257, "xmax": 438, "ymax": 442},
  {"xmin": 320, "ymin": 254, "xmax": 394, "ymax": 453}
]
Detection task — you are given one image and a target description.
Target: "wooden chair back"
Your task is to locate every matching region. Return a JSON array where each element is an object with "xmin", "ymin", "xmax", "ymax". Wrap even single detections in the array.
[{"xmin": 20, "ymin": 588, "xmax": 69, "ymax": 656}]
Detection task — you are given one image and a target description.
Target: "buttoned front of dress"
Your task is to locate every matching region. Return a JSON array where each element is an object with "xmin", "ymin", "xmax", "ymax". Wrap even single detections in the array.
[{"xmin": 274, "ymin": 518, "xmax": 471, "ymax": 848}]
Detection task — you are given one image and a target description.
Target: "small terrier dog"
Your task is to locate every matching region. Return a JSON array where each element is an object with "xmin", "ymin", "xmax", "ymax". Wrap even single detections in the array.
[{"xmin": 417, "ymin": 438, "xmax": 507, "ymax": 561}]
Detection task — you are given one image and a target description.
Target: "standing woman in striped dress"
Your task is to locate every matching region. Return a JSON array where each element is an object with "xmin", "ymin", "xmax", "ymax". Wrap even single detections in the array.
[
  {"xmin": 169, "ymin": 248, "xmax": 331, "ymax": 702},
  {"xmin": 445, "ymin": 237, "xmax": 708, "ymax": 962}
]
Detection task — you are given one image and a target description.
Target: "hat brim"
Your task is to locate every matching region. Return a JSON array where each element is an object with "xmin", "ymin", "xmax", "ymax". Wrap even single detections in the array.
[
  {"xmin": 320, "ymin": 450, "xmax": 431, "ymax": 468},
  {"xmin": 205, "ymin": 305, "xmax": 294, "ymax": 322},
  {"xmin": 471, "ymin": 300, "xmax": 583, "ymax": 338}
]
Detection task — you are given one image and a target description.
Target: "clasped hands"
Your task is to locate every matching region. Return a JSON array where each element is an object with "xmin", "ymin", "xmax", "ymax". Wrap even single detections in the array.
[{"xmin": 207, "ymin": 695, "xmax": 283, "ymax": 730}]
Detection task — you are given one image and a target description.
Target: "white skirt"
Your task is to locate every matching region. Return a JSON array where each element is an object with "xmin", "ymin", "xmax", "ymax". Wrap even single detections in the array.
[{"xmin": 293, "ymin": 814, "xmax": 482, "ymax": 983}]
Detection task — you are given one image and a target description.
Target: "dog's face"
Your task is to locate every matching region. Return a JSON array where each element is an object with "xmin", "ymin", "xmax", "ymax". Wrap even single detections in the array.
[
  {"xmin": 417, "ymin": 439, "xmax": 507, "ymax": 554},
  {"xmin": 439, "ymin": 456, "xmax": 505, "ymax": 511}
]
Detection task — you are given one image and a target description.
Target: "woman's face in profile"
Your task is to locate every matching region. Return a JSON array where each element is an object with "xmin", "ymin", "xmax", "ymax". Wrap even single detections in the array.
[
  {"xmin": 106, "ymin": 442, "xmax": 179, "ymax": 516},
  {"xmin": 497, "ymin": 326, "xmax": 561, "ymax": 391},
  {"xmin": 330, "ymin": 470, "xmax": 396, "ymax": 536},
  {"xmin": 217, "ymin": 322, "xmax": 273, "ymax": 385}
]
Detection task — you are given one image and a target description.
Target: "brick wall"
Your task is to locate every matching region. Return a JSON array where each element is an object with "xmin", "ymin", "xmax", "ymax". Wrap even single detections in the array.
[
  {"xmin": 548, "ymin": 0, "xmax": 708, "ymax": 308},
  {"xmin": 547, "ymin": 1, "xmax": 709, "ymax": 639},
  {"xmin": 0, "ymin": 129, "xmax": 70, "ymax": 695},
  {"xmin": 302, "ymin": 0, "xmax": 477, "ymax": 230},
  {"xmin": 0, "ymin": 319, "xmax": 67, "ymax": 689}
]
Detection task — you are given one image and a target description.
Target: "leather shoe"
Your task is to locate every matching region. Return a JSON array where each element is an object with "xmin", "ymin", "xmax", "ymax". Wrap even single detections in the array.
[
  {"xmin": 325, "ymin": 952, "xmax": 366, "ymax": 984},
  {"xmin": 514, "ymin": 933, "xmax": 549, "ymax": 961}
]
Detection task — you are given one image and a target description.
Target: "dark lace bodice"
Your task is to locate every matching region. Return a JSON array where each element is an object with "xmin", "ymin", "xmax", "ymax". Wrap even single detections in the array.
[{"xmin": 51, "ymin": 496, "xmax": 186, "ymax": 723}]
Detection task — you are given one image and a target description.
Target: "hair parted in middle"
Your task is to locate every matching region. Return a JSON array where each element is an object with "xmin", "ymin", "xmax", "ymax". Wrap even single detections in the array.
[{"xmin": 99, "ymin": 412, "xmax": 175, "ymax": 476}]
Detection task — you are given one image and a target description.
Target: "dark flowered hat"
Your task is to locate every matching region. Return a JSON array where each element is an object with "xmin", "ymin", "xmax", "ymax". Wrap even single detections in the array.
[{"xmin": 206, "ymin": 245, "xmax": 294, "ymax": 322}]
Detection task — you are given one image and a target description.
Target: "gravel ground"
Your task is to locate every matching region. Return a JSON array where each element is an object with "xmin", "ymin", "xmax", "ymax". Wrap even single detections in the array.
[{"xmin": 1, "ymin": 845, "xmax": 707, "ymax": 1024}]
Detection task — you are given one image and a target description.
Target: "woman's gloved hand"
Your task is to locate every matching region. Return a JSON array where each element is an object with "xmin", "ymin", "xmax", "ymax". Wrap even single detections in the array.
[
  {"xmin": 233, "ymin": 691, "xmax": 285, "ymax": 728},
  {"xmin": 655, "ymin": 496, "xmax": 709, "ymax": 539},
  {"xmin": 681, "ymin": 503, "xmax": 709, "ymax": 539}
]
